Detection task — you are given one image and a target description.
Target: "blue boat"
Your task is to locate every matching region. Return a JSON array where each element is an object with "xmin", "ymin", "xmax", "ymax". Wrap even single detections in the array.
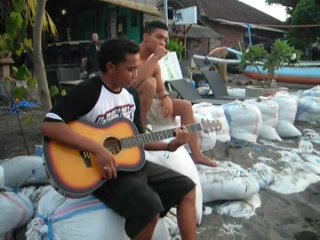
[{"xmin": 243, "ymin": 62, "xmax": 320, "ymax": 85}]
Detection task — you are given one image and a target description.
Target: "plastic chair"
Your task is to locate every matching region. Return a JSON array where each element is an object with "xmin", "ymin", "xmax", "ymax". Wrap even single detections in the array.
[{"xmin": 58, "ymin": 67, "xmax": 80, "ymax": 81}]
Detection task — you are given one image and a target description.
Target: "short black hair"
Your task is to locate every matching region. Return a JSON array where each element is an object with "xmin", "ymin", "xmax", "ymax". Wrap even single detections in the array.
[
  {"xmin": 98, "ymin": 37, "xmax": 140, "ymax": 72},
  {"xmin": 144, "ymin": 20, "xmax": 168, "ymax": 34}
]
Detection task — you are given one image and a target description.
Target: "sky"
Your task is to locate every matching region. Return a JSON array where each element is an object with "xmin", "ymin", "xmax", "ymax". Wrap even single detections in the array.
[{"xmin": 239, "ymin": 0, "xmax": 288, "ymax": 22}]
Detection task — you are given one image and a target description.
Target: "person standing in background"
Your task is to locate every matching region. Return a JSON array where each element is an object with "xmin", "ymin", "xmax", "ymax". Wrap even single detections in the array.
[{"xmin": 86, "ymin": 32, "xmax": 101, "ymax": 77}]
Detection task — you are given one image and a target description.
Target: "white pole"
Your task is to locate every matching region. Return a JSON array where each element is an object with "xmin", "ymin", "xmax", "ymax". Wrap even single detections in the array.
[{"xmin": 163, "ymin": 0, "xmax": 168, "ymax": 26}]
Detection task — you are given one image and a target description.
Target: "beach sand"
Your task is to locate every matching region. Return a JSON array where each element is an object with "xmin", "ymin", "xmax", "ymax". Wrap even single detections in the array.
[
  {"xmin": 198, "ymin": 122, "xmax": 320, "ymax": 240},
  {"xmin": 0, "ymin": 77, "xmax": 319, "ymax": 240}
]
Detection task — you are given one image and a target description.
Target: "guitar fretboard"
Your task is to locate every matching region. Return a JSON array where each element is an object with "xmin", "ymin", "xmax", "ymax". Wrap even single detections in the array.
[{"xmin": 120, "ymin": 123, "xmax": 203, "ymax": 149}]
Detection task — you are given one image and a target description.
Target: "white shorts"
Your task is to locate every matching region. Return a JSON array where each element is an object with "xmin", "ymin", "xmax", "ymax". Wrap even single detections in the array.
[{"xmin": 146, "ymin": 99, "xmax": 177, "ymax": 127}]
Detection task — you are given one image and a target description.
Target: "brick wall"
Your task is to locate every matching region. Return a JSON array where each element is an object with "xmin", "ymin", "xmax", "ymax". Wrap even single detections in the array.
[{"xmin": 211, "ymin": 23, "xmax": 244, "ymax": 48}]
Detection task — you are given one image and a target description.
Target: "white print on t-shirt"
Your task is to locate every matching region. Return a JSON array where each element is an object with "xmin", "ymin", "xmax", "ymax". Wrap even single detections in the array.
[
  {"xmin": 81, "ymin": 87, "xmax": 136, "ymax": 126},
  {"xmin": 95, "ymin": 104, "xmax": 135, "ymax": 125}
]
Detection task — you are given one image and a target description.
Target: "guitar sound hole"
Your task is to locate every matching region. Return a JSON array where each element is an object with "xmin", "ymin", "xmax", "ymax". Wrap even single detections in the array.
[{"xmin": 103, "ymin": 137, "xmax": 122, "ymax": 154}]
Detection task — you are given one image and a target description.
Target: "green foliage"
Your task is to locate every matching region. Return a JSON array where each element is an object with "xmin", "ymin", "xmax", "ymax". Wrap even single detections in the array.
[
  {"xmin": 0, "ymin": 0, "xmax": 35, "ymax": 101},
  {"xmin": 49, "ymin": 85, "xmax": 60, "ymax": 98},
  {"xmin": 240, "ymin": 44, "xmax": 267, "ymax": 70},
  {"xmin": 166, "ymin": 38, "xmax": 185, "ymax": 60},
  {"xmin": 287, "ymin": 0, "xmax": 320, "ymax": 50},
  {"xmin": 241, "ymin": 39, "xmax": 302, "ymax": 84},
  {"xmin": 49, "ymin": 87, "xmax": 66, "ymax": 106},
  {"xmin": 1, "ymin": 0, "xmax": 58, "ymax": 103},
  {"xmin": 265, "ymin": 0, "xmax": 298, "ymax": 8}
]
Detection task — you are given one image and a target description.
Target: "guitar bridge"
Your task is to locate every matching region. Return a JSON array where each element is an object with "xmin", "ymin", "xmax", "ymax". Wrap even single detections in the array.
[{"xmin": 80, "ymin": 151, "xmax": 92, "ymax": 167}]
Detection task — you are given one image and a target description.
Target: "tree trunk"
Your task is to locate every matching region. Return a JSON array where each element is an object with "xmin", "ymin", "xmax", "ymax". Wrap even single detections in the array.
[{"xmin": 33, "ymin": 0, "xmax": 52, "ymax": 112}]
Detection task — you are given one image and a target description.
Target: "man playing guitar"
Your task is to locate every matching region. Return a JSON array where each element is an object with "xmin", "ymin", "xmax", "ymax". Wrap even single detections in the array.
[{"xmin": 42, "ymin": 37, "xmax": 197, "ymax": 240}]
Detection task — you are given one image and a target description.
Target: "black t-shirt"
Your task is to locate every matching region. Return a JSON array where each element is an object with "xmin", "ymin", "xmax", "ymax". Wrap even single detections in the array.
[{"xmin": 44, "ymin": 77, "xmax": 144, "ymax": 133}]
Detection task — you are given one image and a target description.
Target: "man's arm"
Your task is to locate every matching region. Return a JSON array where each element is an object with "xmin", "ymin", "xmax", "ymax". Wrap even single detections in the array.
[
  {"xmin": 42, "ymin": 121, "xmax": 101, "ymax": 154},
  {"xmin": 153, "ymin": 63, "xmax": 168, "ymax": 99}
]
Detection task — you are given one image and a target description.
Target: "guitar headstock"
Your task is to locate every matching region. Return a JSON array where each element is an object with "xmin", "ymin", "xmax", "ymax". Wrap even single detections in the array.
[{"xmin": 200, "ymin": 119, "xmax": 222, "ymax": 133}]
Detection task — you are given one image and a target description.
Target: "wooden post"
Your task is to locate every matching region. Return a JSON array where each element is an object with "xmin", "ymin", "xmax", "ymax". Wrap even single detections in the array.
[
  {"xmin": 0, "ymin": 57, "xmax": 14, "ymax": 80},
  {"xmin": 0, "ymin": 57, "xmax": 14, "ymax": 95}
]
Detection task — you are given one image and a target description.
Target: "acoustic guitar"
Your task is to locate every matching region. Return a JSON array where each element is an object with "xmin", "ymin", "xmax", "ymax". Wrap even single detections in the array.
[{"xmin": 44, "ymin": 117, "xmax": 221, "ymax": 198}]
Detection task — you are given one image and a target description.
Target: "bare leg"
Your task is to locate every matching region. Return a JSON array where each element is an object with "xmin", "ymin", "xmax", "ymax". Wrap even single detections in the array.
[
  {"xmin": 133, "ymin": 214, "xmax": 159, "ymax": 240},
  {"xmin": 172, "ymin": 99, "xmax": 217, "ymax": 167},
  {"xmin": 177, "ymin": 188, "xmax": 197, "ymax": 240},
  {"xmin": 134, "ymin": 77, "xmax": 157, "ymax": 125}
]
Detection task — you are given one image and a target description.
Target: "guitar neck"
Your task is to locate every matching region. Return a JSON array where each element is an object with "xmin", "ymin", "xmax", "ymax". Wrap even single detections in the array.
[{"xmin": 121, "ymin": 123, "xmax": 202, "ymax": 149}]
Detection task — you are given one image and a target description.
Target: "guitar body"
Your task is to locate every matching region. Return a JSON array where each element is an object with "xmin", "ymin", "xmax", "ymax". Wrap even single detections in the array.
[{"xmin": 44, "ymin": 118, "xmax": 145, "ymax": 198}]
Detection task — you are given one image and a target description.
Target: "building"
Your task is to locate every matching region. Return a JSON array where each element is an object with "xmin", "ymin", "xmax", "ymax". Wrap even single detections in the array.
[
  {"xmin": 168, "ymin": 0, "xmax": 286, "ymax": 51},
  {"xmin": 44, "ymin": 0, "xmax": 161, "ymax": 67}
]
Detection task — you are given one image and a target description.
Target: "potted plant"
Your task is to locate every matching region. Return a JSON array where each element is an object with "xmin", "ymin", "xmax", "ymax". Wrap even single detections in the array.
[{"xmin": 240, "ymin": 39, "xmax": 302, "ymax": 96}]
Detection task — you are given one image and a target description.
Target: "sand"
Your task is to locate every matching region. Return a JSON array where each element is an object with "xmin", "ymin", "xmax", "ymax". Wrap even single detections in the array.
[
  {"xmin": 198, "ymin": 122, "xmax": 320, "ymax": 240},
  {"xmin": 0, "ymin": 80, "xmax": 319, "ymax": 240}
]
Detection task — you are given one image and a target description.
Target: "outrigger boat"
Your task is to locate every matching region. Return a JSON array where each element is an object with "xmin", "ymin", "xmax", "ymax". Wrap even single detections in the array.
[
  {"xmin": 193, "ymin": 47, "xmax": 320, "ymax": 85},
  {"xmin": 242, "ymin": 62, "xmax": 320, "ymax": 85}
]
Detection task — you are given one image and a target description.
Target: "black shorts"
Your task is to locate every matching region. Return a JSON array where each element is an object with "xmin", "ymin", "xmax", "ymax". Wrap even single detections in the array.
[{"xmin": 93, "ymin": 161, "xmax": 195, "ymax": 238}]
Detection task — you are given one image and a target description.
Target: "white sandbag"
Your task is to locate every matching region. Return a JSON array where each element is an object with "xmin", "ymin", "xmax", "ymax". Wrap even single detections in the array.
[
  {"xmin": 152, "ymin": 218, "xmax": 170, "ymax": 240},
  {"xmin": 296, "ymin": 96, "xmax": 320, "ymax": 122},
  {"xmin": 301, "ymin": 153, "xmax": 320, "ymax": 175},
  {"xmin": 298, "ymin": 85, "xmax": 320, "ymax": 98},
  {"xmin": 21, "ymin": 185, "xmax": 53, "ymax": 209},
  {"xmin": 0, "ymin": 191, "xmax": 33, "ymax": 237},
  {"xmin": 216, "ymin": 193, "xmax": 261, "ymax": 219},
  {"xmin": 148, "ymin": 100, "xmax": 217, "ymax": 152},
  {"xmin": 303, "ymin": 128, "xmax": 320, "ymax": 144},
  {"xmin": 26, "ymin": 187, "xmax": 169, "ymax": 240},
  {"xmin": 0, "ymin": 166, "xmax": 4, "ymax": 189},
  {"xmin": 197, "ymin": 161, "xmax": 260, "ymax": 203},
  {"xmin": 163, "ymin": 209, "xmax": 180, "ymax": 238},
  {"xmin": 247, "ymin": 163, "xmax": 276, "ymax": 189},
  {"xmin": 227, "ymin": 87, "xmax": 246, "ymax": 99},
  {"xmin": 1, "ymin": 156, "xmax": 49, "ymax": 188},
  {"xmin": 145, "ymin": 148, "xmax": 203, "ymax": 225},
  {"xmin": 223, "ymin": 101, "xmax": 262, "ymax": 143},
  {"xmin": 192, "ymin": 102, "xmax": 231, "ymax": 142},
  {"xmin": 193, "ymin": 113, "xmax": 216, "ymax": 151},
  {"xmin": 244, "ymin": 98, "xmax": 281, "ymax": 141},
  {"xmin": 26, "ymin": 187, "xmax": 129, "ymax": 240},
  {"xmin": 266, "ymin": 150, "xmax": 320, "ymax": 194},
  {"xmin": 272, "ymin": 92, "xmax": 301, "ymax": 137}
]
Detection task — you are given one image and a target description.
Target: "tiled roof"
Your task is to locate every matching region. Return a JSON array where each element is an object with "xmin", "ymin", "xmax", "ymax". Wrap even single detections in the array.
[{"xmin": 172, "ymin": 0, "xmax": 282, "ymax": 25}]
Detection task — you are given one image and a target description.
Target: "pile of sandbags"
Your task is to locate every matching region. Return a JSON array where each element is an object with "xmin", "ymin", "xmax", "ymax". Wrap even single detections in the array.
[
  {"xmin": 296, "ymin": 86, "xmax": 320, "ymax": 122},
  {"xmin": 192, "ymin": 102, "xmax": 231, "ymax": 143},
  {"xmin": 0, "ymin": 190, "xmax": 34, "ymax": 239},
  {"xmin": 0, "ymin": 156, "xmax": 49, "ymax": 238},
  {"xmin": 1, "ymin": 156, "xmax": 48, "ymax": 188},
  {"xmin": 197, "ymin": 161, "xmax": 260, "ymax": 203},
  {"xmin": 272, "ymin": 91, "xmax": 301, "ymax": 138},
  {"xmin": 244, "ymin": 98, "xmax": 281, "ymax": 141},
  {"xmin": 223, "ymin": 101, "xmax": 263, "ymax": 143}
]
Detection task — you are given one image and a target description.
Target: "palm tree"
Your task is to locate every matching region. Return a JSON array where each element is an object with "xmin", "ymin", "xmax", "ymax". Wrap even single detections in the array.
[
  {"xmin": 9, "ymin": 0, "xmax": 57, "ymax": 37},
  {"xmin": 5, "ymin": 0, "xmax": 57, "ymax": 110}
]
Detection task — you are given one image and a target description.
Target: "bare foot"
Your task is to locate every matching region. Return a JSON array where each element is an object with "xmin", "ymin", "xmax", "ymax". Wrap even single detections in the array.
[{"xmin": 191, "ymin": 153, "xmax": 218, "ymax": 167}]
